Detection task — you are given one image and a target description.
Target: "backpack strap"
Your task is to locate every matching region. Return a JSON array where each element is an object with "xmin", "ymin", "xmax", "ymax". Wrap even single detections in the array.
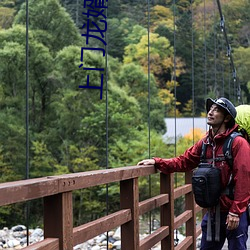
[
  {"xmin": 223, "ymin": 132, "xmax": 243, "ymax": 200},
  {"xmin": 201, "ymin": 131, "xmax": 242, "ymax": 166},
  {"xmin": 223, "ymin": 132, "xmax": 242, "ymax": 169},
  {"xmin": 201, "ymin": 141, "xmax": 225, "ymax": 163}
]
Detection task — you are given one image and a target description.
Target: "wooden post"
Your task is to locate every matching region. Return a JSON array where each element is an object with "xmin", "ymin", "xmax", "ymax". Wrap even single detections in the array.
[
  {"xmin": 160, "ymin": 173, "xmax": 174, "ymax": 250},
  {"xmin": 185, "ymin": 171, "xmax": 196, "ymax": 250},
  {"xmin": 120, "ymin": 178, "xmax": 139, "ymax": 250},
  {"xmin": 44, "ymin": 192, "xmax": 73, "ymax": 250}
]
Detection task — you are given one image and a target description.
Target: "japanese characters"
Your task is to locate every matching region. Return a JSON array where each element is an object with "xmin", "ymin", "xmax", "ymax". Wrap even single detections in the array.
[{"xmin": 78, "ymin": 0, "xmax": 108, "ymax": 99}]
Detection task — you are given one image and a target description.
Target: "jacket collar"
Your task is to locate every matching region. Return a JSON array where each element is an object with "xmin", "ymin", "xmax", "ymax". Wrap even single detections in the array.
[{"xmin": 206, "ymin": 124, "xmax": 239, "ymax": 143}]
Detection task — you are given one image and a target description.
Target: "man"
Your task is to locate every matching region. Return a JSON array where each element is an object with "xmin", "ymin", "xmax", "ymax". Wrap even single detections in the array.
[{"xmin": 138, "ymin": 97, "xmax": 250, "ymax": 250}]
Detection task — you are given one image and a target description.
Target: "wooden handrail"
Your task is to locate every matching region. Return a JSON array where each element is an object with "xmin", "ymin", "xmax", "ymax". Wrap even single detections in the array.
[{"xmin": 0, "ymin": 165, "xmax": 203, "ymax": 250}]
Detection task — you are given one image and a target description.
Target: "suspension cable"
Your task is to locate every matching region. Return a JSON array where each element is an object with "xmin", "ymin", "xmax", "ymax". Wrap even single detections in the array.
[
  {"xmin": 203, "ymin": 0, "xmax": 207, "ymax": 98},
  {"xmin": 76, "ymin": 0, "xmax": 79, "ymax": 27},
  {"xmin": 25, "ymin": 0, "xmax": 30, "ymax": 246},
  {"xmin": 147, "ymin": 0, "xmax": 152, "ymax": 234},
  {"xmin": 191, "ymin": 0, "xmax": 195, "ymax": 144},
  {"xmin": 218, "ymin": 33, "xmax": 225, "ymax": 96},
  {"xmin": 172, "ymin": 0, "xmax": 179, "ymax": 245},
  {"xmin": 216, "ymin": 0, "xmax": 242, "ymax": 104},
  {"xmin": 213, "ymin": 0, "xmax": 217, "ymax": 94},
  {"xmin": 105, "ymin": 69, "xmax": 109, "ymax": 244},
  {"xmin": 173, "ymin": 0, "xmax": 177, "ymax": 158},
  {"xmin": 105, "ymin": 2, "xmax": 109, "ymax": 249},
  {"xmin": 147, "ymin": 0, "xmax": 151, "ymax": 166}
]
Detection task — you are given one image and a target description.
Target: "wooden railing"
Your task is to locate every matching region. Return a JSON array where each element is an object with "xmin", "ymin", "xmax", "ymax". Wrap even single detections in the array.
[{"xmin": 0, "ymin": 165, "xmax": 203, "ymax": 250}]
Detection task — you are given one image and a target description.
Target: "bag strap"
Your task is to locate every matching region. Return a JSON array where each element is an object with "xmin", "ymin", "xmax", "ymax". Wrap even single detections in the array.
[
  {"xmin": 200, "ymin": 142, "xmax": 208, "ymax": 163},
  {"xmin": 215, "ymin": 204, "xmax": 220, "ymax": 241},
  {"xmin": 206, "ymin": 208, "xmax": 212, "ymax": 241},
  {"xmin": 203, "ymin": 132, "xmax": 242, "ymax": 242}
]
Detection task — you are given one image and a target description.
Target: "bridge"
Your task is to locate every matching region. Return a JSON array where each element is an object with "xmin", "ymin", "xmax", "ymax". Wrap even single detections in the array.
[
  {"xmin": 0, "ymin": 164, "xmax": 204, "ymax": 250},
  {"xmin": 0, "ymin": 0, "xmax": 249, "ymax": 249}
]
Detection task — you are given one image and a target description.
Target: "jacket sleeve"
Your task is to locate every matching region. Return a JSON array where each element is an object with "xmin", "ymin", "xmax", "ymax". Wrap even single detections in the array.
[
  {"xmin": 153, "ymin": 140, "xmax": 203, "ymax": 174},
  {"xmin": 229, "ymin": 136, "xmax": 250, "ymax": 215}
]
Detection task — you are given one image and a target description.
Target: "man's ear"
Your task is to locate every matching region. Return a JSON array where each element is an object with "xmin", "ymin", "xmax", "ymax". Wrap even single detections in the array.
[{"xmin": 224, "ymin": 114, "xmax": 232, "ymax": 123}]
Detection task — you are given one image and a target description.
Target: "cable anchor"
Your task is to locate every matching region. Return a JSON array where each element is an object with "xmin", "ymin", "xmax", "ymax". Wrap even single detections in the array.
[
  {"xmin": 220, "ymin": 15, "xmax": 225, "ymax": 32},
  {"xmin": 227, "ymin": 45, "xmax": 231, "ymax": 58}
]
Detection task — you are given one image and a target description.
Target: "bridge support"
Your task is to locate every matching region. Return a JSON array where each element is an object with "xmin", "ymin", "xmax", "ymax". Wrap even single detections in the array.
[
  {"xmin": 120, "ymin": 178, "xmax": 140, "ymax": 250},
  {"xmin": 44, "ymin": 192, "xmax": 73, "ymax": 250},
  {"xmin": 185, "ymin": 171, "xmax": 197, "ymax": 250},
  {"xmin": 161, "ymin": 172, "xmax": 174, "ymax": 250}
]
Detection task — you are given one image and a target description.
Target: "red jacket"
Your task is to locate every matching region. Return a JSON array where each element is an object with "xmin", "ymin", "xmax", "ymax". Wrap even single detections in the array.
[{"xmin": 154, "ymin": 124, "xmax": 250, "ymax": 216}]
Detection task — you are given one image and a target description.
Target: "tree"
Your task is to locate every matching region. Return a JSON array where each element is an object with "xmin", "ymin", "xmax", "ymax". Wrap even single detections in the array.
[
  {"xmin": 0, "ymin": 38, "xmax": 27, "ymax": 180},
  {"xmin": 124, "ymin": 32, "xmax": 173, "ymax": 77},
  {"xmin": 14, "ymin": 0, "xmax": 81, "ymax": 53},
  {"xmin": 0, "ymin": 24, "xmax": 57, "ymax": 136},
  {"xmin": 30, "ymin": 141, "xmax": 57, "ymax": 177},
  {"xmin": 0, "ymin": 7, "xmax": 15, "ymax": 29},
  {"xmin": 108, "ymin": 127, "xmax": 171, "ymax": 206},
  {"xmin": 222, "ymin": 0, "xmax": 250, "ymax": 46},
  {"xmin": 124, "ymin": 30, "xmax": 185, "ymax": 90},
  {"xmin": 48, "ymin": 45, "xmax": 145, "ymax": 168},
  {"xmin": 107, "ymin": 19, "xmax": 145, "ymax": 60},
  {"xmin": 234, "ymin": 46, "xmax": 250, "ymax": 102},
  {"xmin": 0, "ymin": 0, "xmax": 17, "ymax": 29},
  {"xmin": 148, "ymin": 5, "xmax": 174, "ymax": 33},
  {"xmin": 115, "ymin": 62, "xmax": 165, "ymax": 132}
]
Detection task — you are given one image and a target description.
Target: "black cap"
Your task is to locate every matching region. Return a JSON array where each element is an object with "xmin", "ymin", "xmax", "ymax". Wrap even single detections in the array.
[{"xmin": 206, "ymin": 97, "xmax": 237, "ymax": 119}]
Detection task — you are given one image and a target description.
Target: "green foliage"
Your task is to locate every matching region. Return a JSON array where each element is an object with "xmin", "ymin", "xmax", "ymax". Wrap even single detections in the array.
[
  {"xmin": 234, "ymin": 46, "xmax": 250, "ymax": 101},
  {"xmin": 149, "ymin": 5, "xmax": 174, "ymax": 32},
  {"xmin": 107, "ymin": 128, "xmax": 171, "ymax": 213},
  {"xmin": 0, "ymin": 7, "xmax": 15, "ymax": 29},
  {"xmin": 14, "ymin": 0, "xmax": 81, "ymax": 52},
  {"xmin": 30, "ymin": 141, "xmax": 56, "ymax": 177},
  {"xmin": 109, "ymin": 128, "xmax": 170, "ymax": 168},
  {"xmin": 107, "ymin": 18, "xmax": 138, "ymax": 60},
  {"xmin": 124, "ymin": 32, "xmax": 174, "ymax": 77},
  {"xmin": 0, "ymin": 40, "xmax": 26, "ymax": 106},
  {"xmin": 115, "ymin": 62, "xmax": 165, "ymax": 132},
  {"xmin": 0, "ymin": 112, "xmax": 26, "ymax": 180}
]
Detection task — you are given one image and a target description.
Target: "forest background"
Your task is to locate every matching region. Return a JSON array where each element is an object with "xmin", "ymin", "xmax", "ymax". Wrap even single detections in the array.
[{"xmin": 0, "ymin": 0, "xmax": 249, "ymax": 229}]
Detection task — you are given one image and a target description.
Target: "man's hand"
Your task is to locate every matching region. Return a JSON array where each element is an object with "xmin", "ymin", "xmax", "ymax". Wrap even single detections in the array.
[
  {"xmin": 226, "ymin": 213, "xmax": 240, "ymax": 230},
  {"xmin": 137, "ymin": 159, "xmax": 155, "ymax": 166}
]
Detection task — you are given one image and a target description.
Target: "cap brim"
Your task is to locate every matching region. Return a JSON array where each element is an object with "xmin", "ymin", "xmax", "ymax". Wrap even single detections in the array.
[{"xmin": 206, "ymin": 98, "xmax": 215, "ymax": 113}]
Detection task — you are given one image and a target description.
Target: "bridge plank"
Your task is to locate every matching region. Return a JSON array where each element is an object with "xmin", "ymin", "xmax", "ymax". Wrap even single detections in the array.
[
  {"xmin": 140, "ymin": 226, "xmax": 169, "ymax": 250},
  {"xmin": 73, "ymin": 209, "xmax": 131, "ymax": 245},
  {"xmin": 175, "ymin": 236, "xmax": 193, "ymax": 250},
  {"xmin": 22, "ymin": 238, "xmax": 59, "ymax": 250},
  {"xmin": 57, "ymin": 165, "xmax": 156, "ymax": 192},
  {"xmin": 0, "ymin": 165, "xmax": 156, "ymax": 206},
  {"xmin": 0, "ymin": 177, "xmax": 59, "ymax": 206},
  {"xmin": 139, "ymin": 194, "xmax": 169, "ymax": 215},
  {"xmin": 174, "ymin": 210, "xmax": 192, "ymax": 229},
  {"xmin": 174, "ymin": 184, "xmax": 192, "ymax": 199}
]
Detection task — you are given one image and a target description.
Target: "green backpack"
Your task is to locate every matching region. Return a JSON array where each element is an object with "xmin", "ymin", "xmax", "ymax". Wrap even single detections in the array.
[{"xmin": 235, "ymin": 105, "xmax": 250, "ymax": 142}]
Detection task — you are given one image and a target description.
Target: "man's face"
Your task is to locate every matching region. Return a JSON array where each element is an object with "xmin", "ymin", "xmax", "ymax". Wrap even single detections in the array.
[{"xmin": 207, "ymin": 104, "xmax": 226, "ymax": 127}]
